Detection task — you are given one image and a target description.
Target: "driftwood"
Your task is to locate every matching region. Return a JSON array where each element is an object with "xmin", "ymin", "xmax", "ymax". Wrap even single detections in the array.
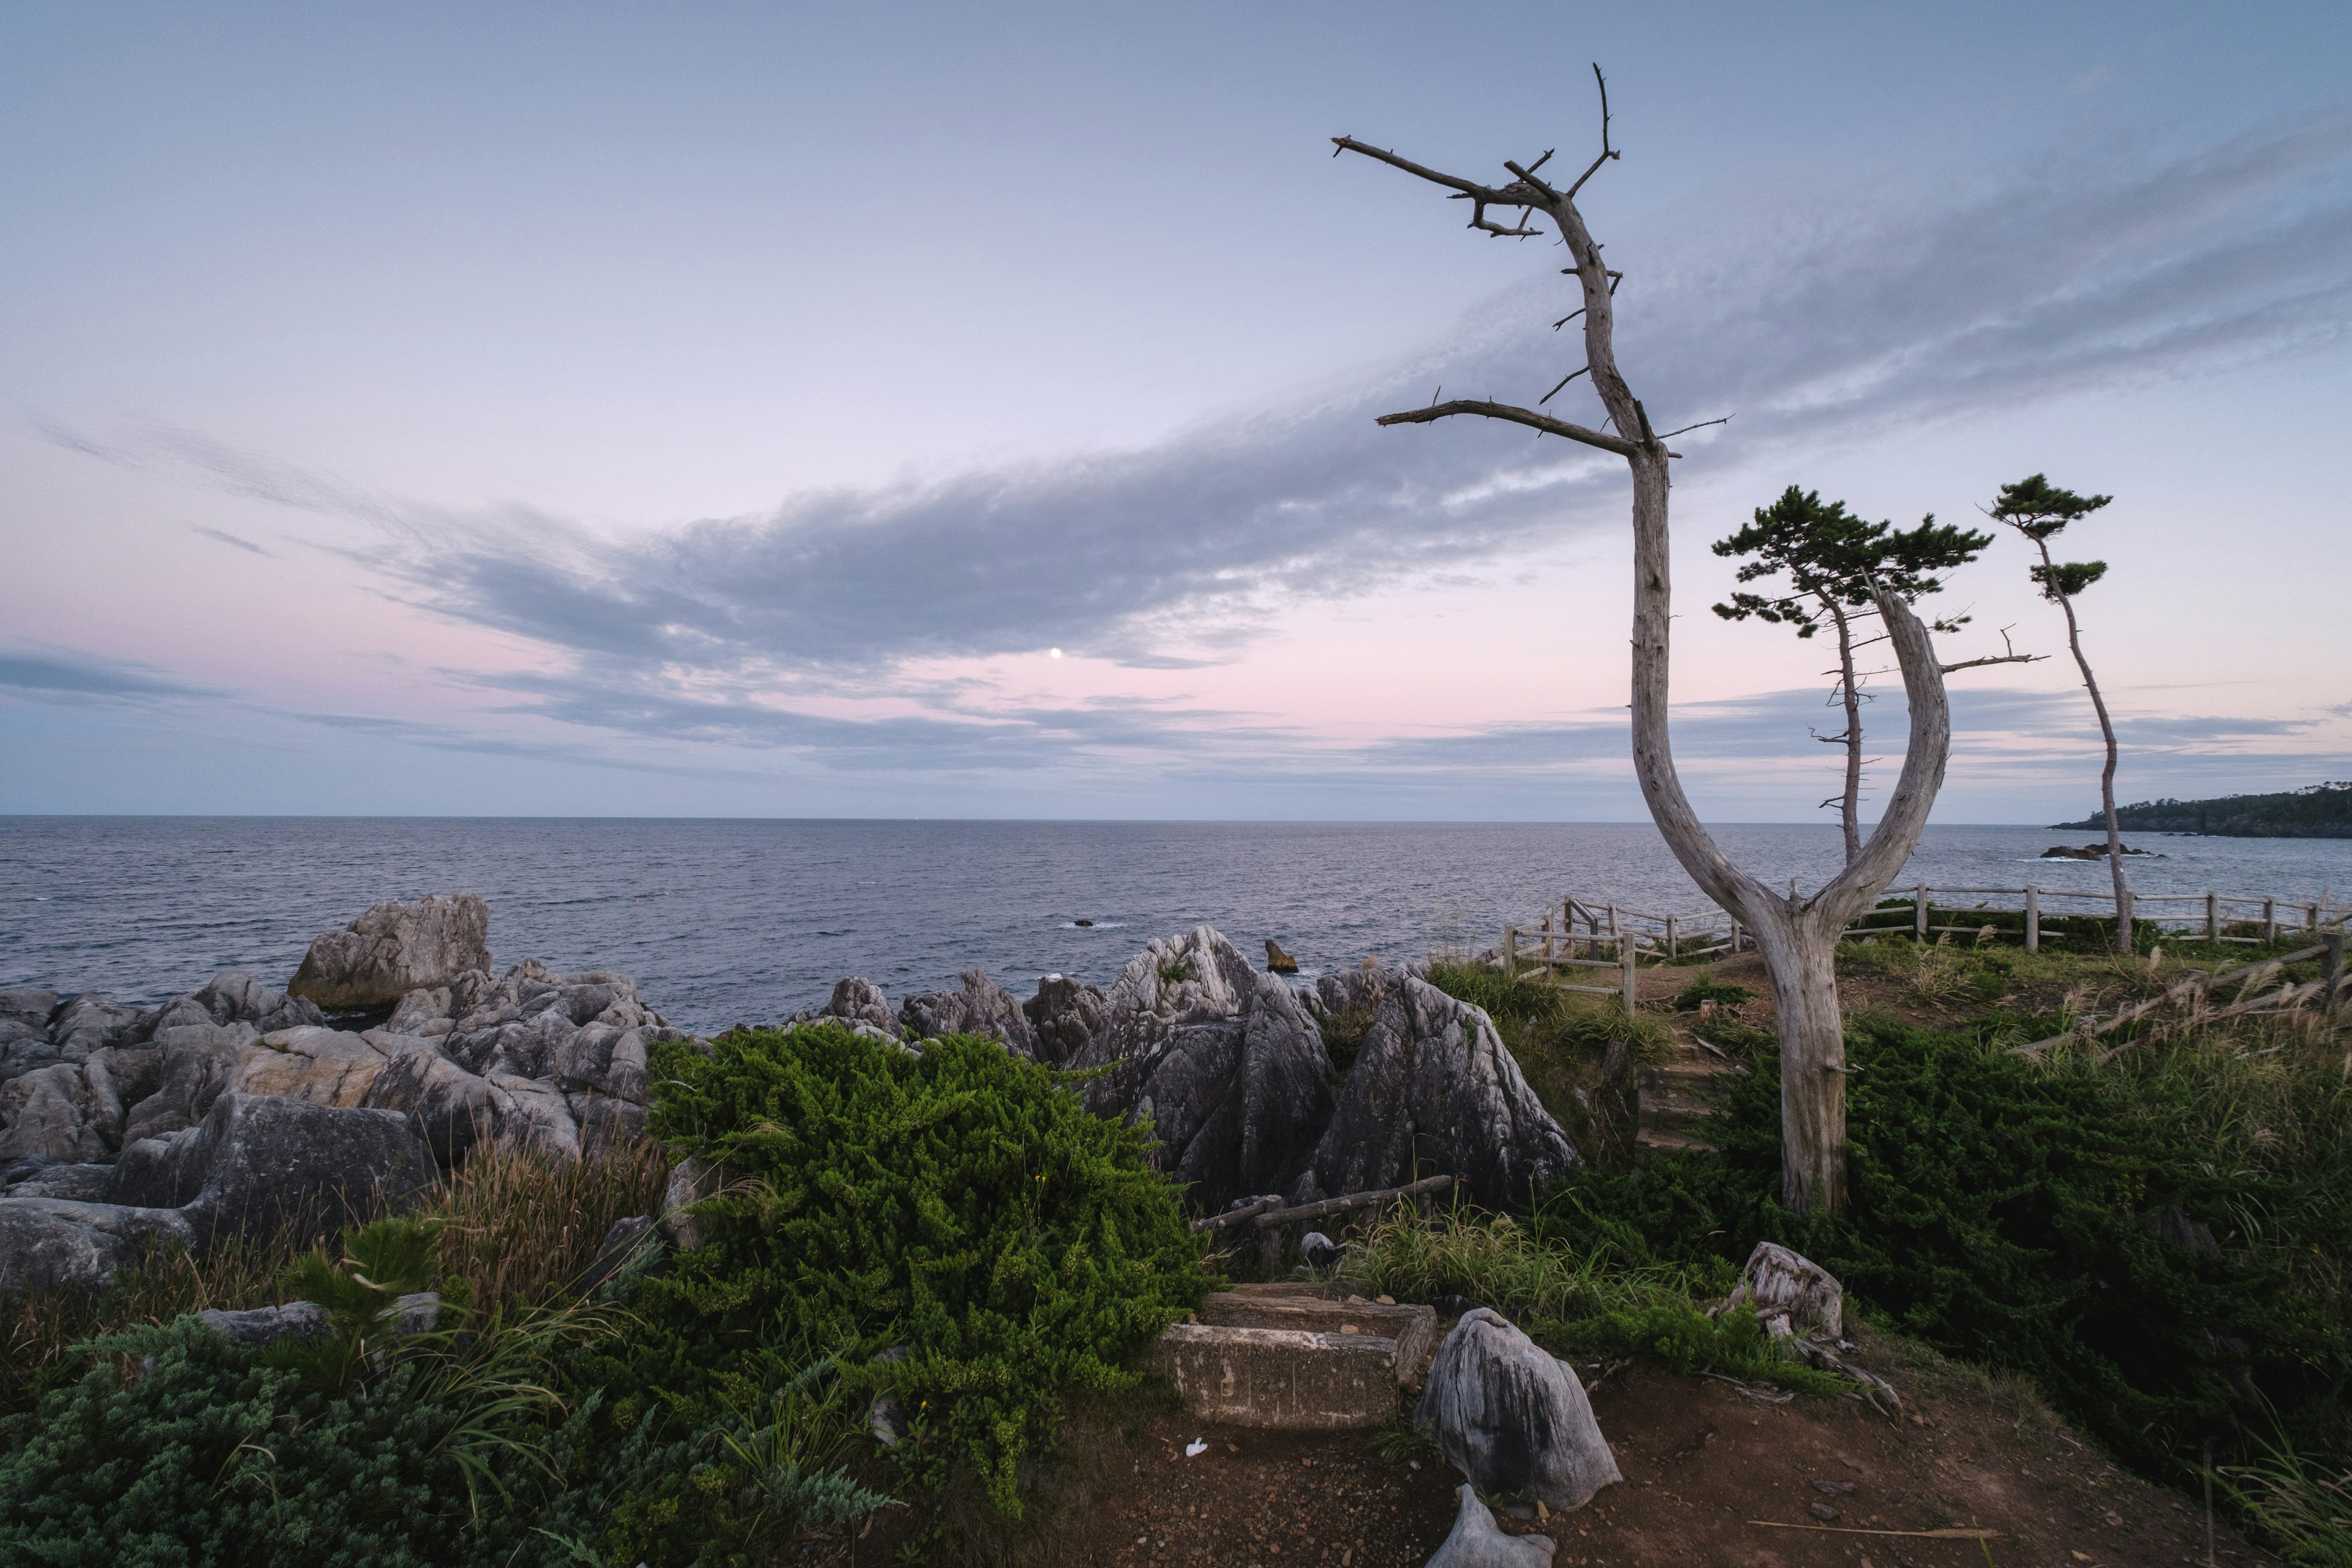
[
  {"xmin": 1188, "ymin": 1172, "xmax": 1458, "ymax": 1234},
  {"xmin": 1748, "ymin": 1522, "xmax": 1999, "ymax": 1540}
]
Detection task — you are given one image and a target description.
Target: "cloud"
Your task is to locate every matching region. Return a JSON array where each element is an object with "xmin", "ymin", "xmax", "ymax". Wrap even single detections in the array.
[
  {"xmin": 0, "ymin": 647, "xmax": 227, "ymax": 699},
  {"xmin": 41, "ymin": 113, "xmax": 2352, "ymax": 777},
  {"xmin": 192, "ymin": 526, "xmax": 271, "ymax": 556}
]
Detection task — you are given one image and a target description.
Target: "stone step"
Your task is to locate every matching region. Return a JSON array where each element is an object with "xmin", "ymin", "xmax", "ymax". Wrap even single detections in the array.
[
  {"xmin": 1150, "ymin": 1291, "xmax": 1438, "ymax": 1431},
  {"xmin": 1635, "ymin": 1126, "xmax": 1716, "ymax": 1158}
]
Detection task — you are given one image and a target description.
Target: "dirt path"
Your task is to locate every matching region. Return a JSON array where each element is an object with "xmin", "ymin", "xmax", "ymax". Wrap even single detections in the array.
[{"xmin": 831, "ymin": 1327, "xmax": 2274, "ymax": 1567}]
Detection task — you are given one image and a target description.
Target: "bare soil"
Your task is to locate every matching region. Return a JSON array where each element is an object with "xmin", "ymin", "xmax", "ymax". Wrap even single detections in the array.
[{"xmin": 818, "ymin": 1326, "xmax": 2272, "ymax": 1568}]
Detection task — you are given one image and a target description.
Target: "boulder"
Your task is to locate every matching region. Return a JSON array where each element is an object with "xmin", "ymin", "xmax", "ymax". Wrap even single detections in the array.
[
  {"xmin": 288, "ymin": 894, "xmax": 493, "ymax": 1011},
  {"xmin": 583, "ymin": 1214, "xmax": 659, "ymax": 1290},
  {"xmin": 0, "ymin": 1196, "xmax": 195, "ymax": 1294},
  {"xmin": 192, "ymin": 970, "xmax": 326, "ymax": 1035},
  {"xmin": 658, "ymin": 1156, "xmax": 720, "ymax": 1253},
  {"xmin": 487, "ymin": 1072, "xmax": 582, "ymax": 1161},
  {"xmin": 0, "ymin": 1060, "xmax": 124, "ymax": 1164},
  {"xmin": 1718, "ymin": 1242, "xmax": 1842, "ymax": 1339},
  {"xmin": 1300, "ymin": 967, "xmax": 1577, "ymax": 1210},
  {"xmin": 1, "ymin": 1161, "xmax": 115, "ymax": 1201},
  {"xmin": 0, "ymin": 992, "xmax": 60, "ymax": 1084},
  {"xmin": 1265, "ymin": 939, "xmax": 1300, "ymax": 975},
  {"xmin": 1415, "ymin": 1309, "xmax": 1620, "ymax": 1514},
  {"xmin": 0, "ymin": 990, "xmax": 57, "ymax": 1027},
  {"xmin": 819, "ymin": 978, "xmax": 897, "ymax": 1036},
  {"xmin": 121, "ymin": 1022, "xmax": 258, "ymax": 1145},
  {"xmin": 1023, "ymin": 973, "xmax": 1105, "ymax": 1067},
  {"xmin": 383, "ymin": 985, "xmax": 457, "ymax": 1038},
  {"xmin": 225, "ymin": 1025, "xmax": 400, "ymax": 1107},
  {"xmin": 105, "ymin": 1091, "xmax": 433, "ymax": 1250},
  {"xmin": 199, "ymin": 1300, "xmax": 332, "ymax": 1346},
  {"xmin": 566, "ymin": 1090, "xmax": 647, "ymax": 1158},
  {"xmin": 358, "ymin": 1035, "xmax": 508, "ymax": 1164},
  {"xmin": 45, "ymin": 994, "xmax": 141, "ymax": 1064},
  {"xmin": 552, "ymin": 1022, "xmax": 649, "ymax": 1104},
  {"xmin": 1425, "ymin": 1484, "xmax": 1558, "ymax": 1567},
  {"xmin": 900, "ymin": 970, "xmax": 1037, "ymax": 1055}
]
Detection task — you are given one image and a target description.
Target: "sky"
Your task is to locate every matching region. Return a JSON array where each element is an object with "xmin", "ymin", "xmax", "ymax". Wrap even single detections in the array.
[{"xmin": 4, "ymin": 1, "xmax": 2350, "ymax": 822}]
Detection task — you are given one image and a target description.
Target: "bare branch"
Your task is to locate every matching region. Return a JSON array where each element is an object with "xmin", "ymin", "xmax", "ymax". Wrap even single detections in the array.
[
  {"xmin": 1552, "ymin": 308, "xmax": 1585, "ymax": 331},
  {"xmin": 1375, "ymin": 398, "xmax": 1638, "ymax": 457},
  {"xmin": 1654, "ymin": 415, "xmax": 1732, "ymax": 440},
  {"xmin": 1538, "ymin": 366, "xmax": 1590, "ymax": 405},
  {"xmin": 1468, "ymin": 198, "xmax": 1544, "ymax": 238},
  {"xmin": 1941, "ymin": 625, "xmax": 2048, "ymax": 674},
  {"xmin": 1567, "ymin": 62, "xmax": 1621, "ymax": 198},
  {"xmin": 1330, "ymin": 137, "xmax": 1511, "ymax": 201}
]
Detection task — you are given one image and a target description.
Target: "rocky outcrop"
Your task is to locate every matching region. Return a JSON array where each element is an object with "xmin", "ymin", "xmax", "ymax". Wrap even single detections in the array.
[
  {"xmin": 818, "ymin": 977, "xmax": 897, "ymax": 1036},
  {"xmin": 1023, "ymin": 974, "xmax": 1105, "ymax": 1068},
  {"xmin": 1416, "ymin": 1308, "xmax": 1620, "ymax": 1514},
  {"xmin": 900, "ymin": 970, "xmax": 1036, "ymax": 1055},
  {"xmin": 0, "ymin": 1197, "xmax": 195, "ymax": 1294},
  {"xmin": 1297, "ymin": 967, "xmax": 1577, "ymax": 1210},
  {"xmin": 289, "ymin": 894, "xmax": 493, "ymax": 1011},
  {"xmin": 121, "ymin": 1022, "xmax": 258, "ymax": 1145},
  {"xmin": 106, "ymin": 1091, "xmax": 433, "ymax": 1250},
  {"xmin": 0, "ymin": 1060, "xmax": 125, "ymax": 1164}
]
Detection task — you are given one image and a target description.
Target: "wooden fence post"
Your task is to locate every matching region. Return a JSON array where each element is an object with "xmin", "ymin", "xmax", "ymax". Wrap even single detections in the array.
[
  {"xmin": 1621, "ymin": 937, "xmax": 1638, "ymax": 1015},
  {"xmin": 2024, "ymin": 886, "xmax": 2040, "ymax": 953},
  {"xmin": 1730, "ymin": 916, "xmax": 1743, "ymax": 954},
  {"xmin": 1666, "ymin": 914, "xmax": 1679, "ymax": 962},
  {"xmin": 1915, "ymin": 884, "xmax": 1929, "ymax": 941},
  {"xmin": 2207, "ymin": 892, "xmax": 2219, "ymax": 943},
  {"xmin": 1503, "ymin": 924, "xmax": 1518, "ymax": 977},
  {"xmin": 2264, "ymin": 898, "xmax": 2277, "ymax": 943},
  {"xmin": 1542, "ymin": 906, "xmax": 1556, "ymax": 965},
  {"xmin": 2324, "ymin": 932, "xmax": 2344, "ymax": 1016}
]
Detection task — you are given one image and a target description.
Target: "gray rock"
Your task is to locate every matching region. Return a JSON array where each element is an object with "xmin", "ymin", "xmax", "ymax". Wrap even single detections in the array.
[
  {"xmin": 552, "ymin": 1022, "xmax": 649, "ymax": 1104},
  {"xmin": 121, "ymin": 1022, "xmax": 258, "ymax": 1145},
  {"xmin": 1414, "ymin": 1308, "xmax": 1621, "ymax": 1514},
  {"xmin": 0, "ymin": 990, "xmax": 58, "ymax": 1026},
  {"xmin": 1300, "ymin": 968, "xmax": 1577, "ymax": 1210},
  {"xmin": 1719, "ymin": 1242, "xmax": 1842, "ymax": 1339},
  {"xmin": 359, "ymin": 1033, "xmax": 507, "ymax": 1164},
  {"xmin": 0, "ymin": 1024, "xmax": 62, "ymax": 1085},
  {"xmin": 199, "ymin": 1300, "xmax": 331, "ymax": 1346},
  {"xmin": 2, "ymin": 1161, "xmax": 116, "ymax": 1201},
  {"xmin": 383, "ymin": 986, "xmax": 454, "ymax": 1036},
  {"xmin": 658, "ymin": 1156, "xmax": 720, "ymax": 1253},
  {"xmin": 1425, "ymin": 1483, "xmax": 1558, "ymax": 1567},
  {"xmin": 486, "ymin": 1072, "xmax": 582, "ymax": 1161},
  {"xmin": 388, "ymin": 1290, "xmax": 441, "ymax": 1336},
  {"xmin": 0, "ymin": 1061, "xmax": 123, "ymax": 1164},
  {"xmin": 566, "ymin": 1090, "xmax": 647, "ymax": 1158},
  {"xmin": 46, "ymin": 994, "xmax": 141, "ymax": 1063},
  {"xmin": 105, "ymin": 1091, "xmax": 433, "ymax": 1251},
  {"xmin": 820, "ymin": 978, "xmax": 897, "ymax": 1036},
  {"xmin": 900, "ymin": 970, "xmax": 1038, "ymax": 1055},
  {"xmin": 1024, "ymin": 973, "xmax": 1106, "ymax": 1067},
  {"xmin": 2143, "ymin": 1205, "xmax": 2222, "ymax": 1261},
  {"xmin": 289, "ymin": 893, "xmax": 494, "ymax": 1011},
  {"xmin": 0, "ymin": 1196, "xmax": 195, "ymax": 1294},
  {"xmin": 583, "ymin": 1214, "xmax": 660, "ymax": 1290}
]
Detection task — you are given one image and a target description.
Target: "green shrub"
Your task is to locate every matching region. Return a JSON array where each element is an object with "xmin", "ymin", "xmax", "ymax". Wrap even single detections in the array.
[
  {"xmin": 1670, "ymin": 979, "xmax": 1752, "ymax": 1011},
  {"xmin": 589, "ymin": 1022, "xmax": 1211, "ymax": 1551},
  {"xmin": 1542, "ymin": 1009, "xmax": 2352, "ymax": 1487}
]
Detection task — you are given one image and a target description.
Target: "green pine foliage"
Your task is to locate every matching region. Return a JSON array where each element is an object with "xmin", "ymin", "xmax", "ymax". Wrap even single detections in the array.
[
  {"xmin": 1542, "ymin": 1009, "xmax": 2352, "ymax": 1486},
  {"xmin": 587, "ymin": 1022, "xmax": 1211, "ymax": 1553}
]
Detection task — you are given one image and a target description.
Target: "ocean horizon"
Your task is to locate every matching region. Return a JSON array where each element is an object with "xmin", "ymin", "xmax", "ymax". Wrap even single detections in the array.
[{"xmin": 9, "ymin": 816, "xmax": 2351, "ymax": 1031}]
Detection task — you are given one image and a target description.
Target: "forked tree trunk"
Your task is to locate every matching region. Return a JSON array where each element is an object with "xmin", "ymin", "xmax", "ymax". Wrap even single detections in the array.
[{"xmin": 1338, "ymin": 113, "xmax": 1959, "ymax": 1215}]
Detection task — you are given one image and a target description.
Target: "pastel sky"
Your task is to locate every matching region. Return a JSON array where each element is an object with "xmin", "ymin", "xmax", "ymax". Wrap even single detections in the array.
[{"xmin": 5, "ymin": 1, "xmax": 2349, "ymax": 821}]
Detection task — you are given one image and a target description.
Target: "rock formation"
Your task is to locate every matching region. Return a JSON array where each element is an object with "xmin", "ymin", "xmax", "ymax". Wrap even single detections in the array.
[
  {"xmin": 1426, "ymin": 1483, "xmax": 1558, "ymax": 1566},
  {"xmin": 900, "ymin": 970, "xmax": 1036, "ymax": 1055},
  {"xmin": 1415, "ymin": 1308, "xmax": 1621, "ymax": 1514},
  {"xmin": 288, "ymin": 893, "xmax": 493, "ymax": 1011}
]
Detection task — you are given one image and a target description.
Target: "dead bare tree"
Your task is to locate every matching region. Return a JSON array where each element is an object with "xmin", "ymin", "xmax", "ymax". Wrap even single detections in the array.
[{"xmin": 1336, "ymin": 70, "xmax": 1962, "ymax": 1215}]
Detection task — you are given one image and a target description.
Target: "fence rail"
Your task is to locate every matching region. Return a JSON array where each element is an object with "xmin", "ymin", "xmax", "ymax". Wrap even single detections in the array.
[{"xmin": 1496, "ymin": 883, "xmax": 2352, "ymax": 1006}]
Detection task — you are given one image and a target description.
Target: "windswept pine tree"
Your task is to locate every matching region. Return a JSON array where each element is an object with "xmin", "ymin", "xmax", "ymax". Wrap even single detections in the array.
[{"xmin": 1712, "ymin": 488, "xmax": 1993, "ymax": 865}]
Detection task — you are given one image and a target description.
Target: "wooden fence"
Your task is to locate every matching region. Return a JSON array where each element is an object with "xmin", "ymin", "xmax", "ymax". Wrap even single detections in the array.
[{"xmin": 1497, "ymin": 884, "xmax": 2352, "ymax": 1006}]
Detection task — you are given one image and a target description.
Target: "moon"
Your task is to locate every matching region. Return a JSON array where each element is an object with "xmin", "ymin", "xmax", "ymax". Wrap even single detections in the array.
[{"xmin": 1049, "ymin": 647, "xmax": 1063, "ymax": 658}]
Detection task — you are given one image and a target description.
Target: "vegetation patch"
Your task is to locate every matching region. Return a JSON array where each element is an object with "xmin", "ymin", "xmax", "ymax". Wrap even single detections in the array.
[{"xmin": 1670, "ymin": 978, "xmax": 1752, "ymax": 1011}]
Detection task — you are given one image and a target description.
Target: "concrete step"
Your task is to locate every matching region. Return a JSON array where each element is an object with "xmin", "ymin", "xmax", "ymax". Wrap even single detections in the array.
[{"xmin": 1150, "ymin": 1291, "xmax": 1438, "ymax": 1431}]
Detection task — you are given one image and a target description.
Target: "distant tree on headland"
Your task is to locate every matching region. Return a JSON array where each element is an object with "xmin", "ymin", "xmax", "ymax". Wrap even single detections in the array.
[{"xmin": 2054, "ymin": 782, "xmax": 2352, "ymax": 839}]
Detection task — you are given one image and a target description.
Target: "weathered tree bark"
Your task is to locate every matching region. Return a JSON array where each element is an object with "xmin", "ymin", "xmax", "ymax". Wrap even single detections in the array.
[
  {"xmin": 2034, "ymin": 537, "xmax": 2132, "ymax": 951},
  {"xmin": 1340, "ymin": 89, "xmax": 1956, "ymax": 1213},
  {"xmin": 1825, "ymin": 597, "xmax": 1865, "ymax": 867}
]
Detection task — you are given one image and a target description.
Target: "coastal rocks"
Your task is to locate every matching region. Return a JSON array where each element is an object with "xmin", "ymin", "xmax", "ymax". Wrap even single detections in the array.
[
  {"xmin": 106, "ymin": 1091, "xmax": 432, "ymax": 1250},
  {"xmin": 1298, "ymin": 967, "xmax": 1577, "ymax": 1211},
  {"xmin": 0, "ymin": 1196, "xmax": 196, "ymax": 1294},
  {"xmin": 658, "ymin": 1155, "xmax": 721, "ymax": 1253},
  {"xmin": 199, "ymin": 1300, "xmax": 331, "ymax": 1346},
  {"xmin": 900, "ymin": 970, "xmax": 1037, "ymax": 1055},
  {"xmin": 0, "ymin": 1060, "xmax": 125, "ymax": 1164},
  {"xmin": 289, "ymin": 893, "xmax": 494, "ymax": 1011},
  {"xmin": 359, "ymin": 1036, "xmax": 508, "ymax": 1164},
  {"xmin": 1264, "ymin": 939, "xmax": 1300, "ymax": 975},
  {"xmin": 820, "ymin": 977, "xmax": 899, "ymax": 1037},
  {"xmin": 2040, "ymin": 842, "xmax": 2155, "ymax": 859},
  {"xmin": 1023, "ymin": 974, "xmax": 1106, "ymax": 1068},
  {"xmin": 226, "ymin": 1025, "xmax": 399, "ymax": 1107},
  {"xmin": 1, "ymin": 1161, "xmax": 116, "ymax": 1201},
  {"xmin": 121, "ymin": 1022, "xmax": 258, "ymax": 1145},
  {"xmin": 1415, "ymin": 1308, "xmax": 1621, "ymax": 1515},
  {"xmin": 1426, "ymin": 1484, "xmax": 1558, "ymax": 1567}
]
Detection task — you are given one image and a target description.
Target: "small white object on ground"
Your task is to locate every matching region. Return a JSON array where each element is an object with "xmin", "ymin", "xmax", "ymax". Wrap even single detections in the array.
[{"xmin": 1185, "ymin": 1438, "xmax": 1207, "ymax": 1457}]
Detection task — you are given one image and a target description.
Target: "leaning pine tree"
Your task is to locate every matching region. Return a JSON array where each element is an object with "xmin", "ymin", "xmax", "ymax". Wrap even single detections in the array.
[
  {"xmin": 1713, "ymin": 488, "xmax": 1995, "ymax": 867},
  {"xmin": 1336, "ymin": 72, "xmax": 1964, "ymax": 1215},
  {"xmin": 1986, "ymin": 475, "xmax": 2132, "ymax": 951}
]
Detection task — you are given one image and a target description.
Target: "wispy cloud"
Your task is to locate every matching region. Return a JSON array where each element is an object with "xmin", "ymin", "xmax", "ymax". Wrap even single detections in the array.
[
  {"xmin": 0, "ymin": 646, "xmax": 228, "ymax": 700},
  {"xmin": 40, "ymin": 115, "xmax": 2352, "ymax": 782},
  {"xmin": 191, "ymin": 526, "xmax": 271, "ymax": 556}
]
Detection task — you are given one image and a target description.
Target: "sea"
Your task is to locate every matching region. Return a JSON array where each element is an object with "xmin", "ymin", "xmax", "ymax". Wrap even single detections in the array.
[{"xmin": 5, "ymin": 818, "xmax": 2351, "ymax": 1034}]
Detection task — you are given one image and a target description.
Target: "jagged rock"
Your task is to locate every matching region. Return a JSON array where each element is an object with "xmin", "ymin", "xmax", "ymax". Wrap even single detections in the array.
[
  {"xmin": 121, "ymin": 1022, "xmax": 258, "ymax": 1145},
  {"xmin": 0, "ymin": 1060, "xmax": 124, "ymax": 1164},
  {"xmin": 1719, "ymin": 1242, "xmax": 1842, "ymax": 1339},
  {"xmin": 488, "ymin": 1072, "xmax": 582, "ymax": 1161},
  {"xmin": 820, "ymin": 978, "xmax": 897, "ymax": 1036},
  {"xmin": 192, "ymin": 970, "xmax": 326, "ymax": 1035},
  {"xmin": 2, "ymin": 1161, "xmax": 115, "ymax": 1200},
  {"xmin": 0, "ymin": 992, "xmax": 60, "ymax": 1084},
  {"xmin": 1300, "ymin": 967, "xmax": 1577, "ymax": 1210},
  {"xmin": 0, "ymin": 1196, "xmax": 195, "ymax": 1294},
  {"xmin": 289, "ymin": 894, "xmax": 493, "ymax": 1011},
  {"xmin": 226, "ymin": 1025, "xmax": 401, "ymax": 1107},
  {"xmin": 0, "ymin": 990, "xmax": 57, "ymax": 1027},
  {"xmin": 45, "ymin": 994, "xmax": 141, "ymax": 1065},
  {"xmin": 566, "ymin": 1090, "xmax": 646, "ymax": 1157},
  {"xmin": 1265, "ymin": 939, "xmax": 1300, "ymax": 974},
  {"xmin": 358, "ymin": 1034, "xmax": 507, "ymax": 1164},
  {"xmin": 1415, "ymin": 1308, "xmax": 1620, "ymax": 1514},
  {"xmin": 105, "ymin": 1091, "xmax": 432, "ymax": 1250},
  {"xmin": 553, "ymin": 1022, "xmax": 649, "ymax": 1104},
  {"xmin": 1023, "ymin": 974, "xmax": 1105, "ymax": 1067},
  {"xmin": 900, "ymin": 970, "xmax": 1037, "ymax": 1055},
  {"xmin": 1082, "ymin": 926, "xmax": 1263, "ymax": 1070},
  {"xmin": 199, "ymin": 1300, "xmax": 331, "ymax": 1346},
  {"xmin": 383, "ymin": 986, "xmax": 456, "ymax": 1038},
  {"xmin": 1425, "ymin": 1483, "xmax": 1558, "ymax": 1566}
]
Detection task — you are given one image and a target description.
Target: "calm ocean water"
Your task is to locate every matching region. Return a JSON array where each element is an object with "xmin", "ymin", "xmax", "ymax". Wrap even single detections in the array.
[{"xmin": 6, "ymin": 818, "xmax": 2351, "ymax": 1033}]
